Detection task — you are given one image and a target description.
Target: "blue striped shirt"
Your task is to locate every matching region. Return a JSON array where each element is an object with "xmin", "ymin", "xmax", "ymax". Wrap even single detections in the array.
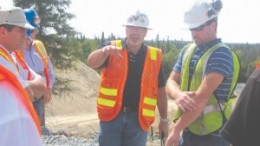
[{"xmin": 173, "ymin": 39, "xmax": 234, "ymax": 101}]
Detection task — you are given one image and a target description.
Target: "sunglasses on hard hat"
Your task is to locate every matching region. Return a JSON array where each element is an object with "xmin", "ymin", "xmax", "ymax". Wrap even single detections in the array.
[{"xmin": 190, "ymin": 18, "xmax": 216, "ymax": 31}]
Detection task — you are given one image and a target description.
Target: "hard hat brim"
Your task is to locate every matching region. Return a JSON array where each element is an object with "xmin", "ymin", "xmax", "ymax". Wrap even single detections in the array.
[{"xmin": 122, "ymin": 24, "xmax": 152, "ymax": 30}]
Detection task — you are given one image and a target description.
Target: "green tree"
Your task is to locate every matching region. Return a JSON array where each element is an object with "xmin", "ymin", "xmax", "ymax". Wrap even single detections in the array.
[
  {"xmin": 13, "ymin": 0, "xmax": 76, "ymax": 69},
  {"xmin": 13, "ymin": 0, "xmax": 79, "ymax": 95}
]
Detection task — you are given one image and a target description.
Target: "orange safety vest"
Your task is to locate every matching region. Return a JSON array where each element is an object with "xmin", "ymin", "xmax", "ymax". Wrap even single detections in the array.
[
  {"xmin": 97, "ymin": 40, "xmax": 162, "ymax": 131},
  {"xmin": 13, "ymin": 51, "xmax": 32, "ymax": 80},
  {"xmin": 33, "ymin": 40, "xmax": 50, "ymax": 88},
  {"xmin": 0, "ymin": 64, "xmax": 41, "ymax": 135}
]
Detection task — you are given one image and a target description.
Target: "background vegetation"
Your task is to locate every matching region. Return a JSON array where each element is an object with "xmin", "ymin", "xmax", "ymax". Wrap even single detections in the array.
[{"xmin": 14, "ymin": 0, "xmax": 260, "ymax": 84}]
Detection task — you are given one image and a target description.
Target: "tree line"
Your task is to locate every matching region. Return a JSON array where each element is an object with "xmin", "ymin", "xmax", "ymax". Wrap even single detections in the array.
[
  {"xmin": 14, "ymin": 0, "xmax": 260, "ymax": 83},
  {"xmin": 74, "ymin": 34, "xmax": 260, "ymax": 83}
]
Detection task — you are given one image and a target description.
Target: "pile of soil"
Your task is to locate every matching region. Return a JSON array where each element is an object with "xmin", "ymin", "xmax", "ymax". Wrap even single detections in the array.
[{"xmin": 45, "ymin": 61, "xmax": 100, "ymax": 133}]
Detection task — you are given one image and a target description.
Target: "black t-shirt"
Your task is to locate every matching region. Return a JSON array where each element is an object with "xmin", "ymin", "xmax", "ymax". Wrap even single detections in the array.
[
  {"xmin": 220, "ymin": 68, "xmax": 260, "ymax": 146},
  {"xmin": 100, "ymin": 39, "xmax": 166, "ymax": 109}
]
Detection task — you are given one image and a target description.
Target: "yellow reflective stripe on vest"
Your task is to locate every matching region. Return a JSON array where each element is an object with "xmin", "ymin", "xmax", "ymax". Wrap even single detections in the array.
[
  {"xmin": 0, "ymin": 50, "xmax": 12, "ymax": 62},
  {"xmin": 144, "ymin": 96, "xmax": 157, "ymax": 106},
  {"xmin": 100, "ymin": 87, "xmax": 117, "ymax": 96},
  {"xmin": 149, "ymin": 46, "xmax": 157, "ymax": 60},
  {"xmin": 142, "ymin": 109, "xmax": 155, "ymax": 117},
  {"xmin": 34, "ymin": 40, "xmax": 47, "ymax": 56},
  {"xmin": 0, "ymin": 49, "xmax": 20, "ymax": 74},
  {"xmin": 97, "ymin": 98, "xmax": 116, "ymax": 107},
  {"xmin": 143, "ymin": 96, "xmax": 157, "ymax": 117},
  {"xmin": 114, "ymin": 40, "xmax": 123, "ymax": 49}
]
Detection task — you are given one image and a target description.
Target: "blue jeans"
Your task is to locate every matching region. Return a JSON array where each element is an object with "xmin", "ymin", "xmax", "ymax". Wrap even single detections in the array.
[
  {"xmin": 33, "ymin": 97, "xmax": 45, "ymax": 126},
  {"xmin": 99, "ymin": 110, "xmax": 148, "ymax": 146},
  {"xmin": 179, "ymin": 129, "xmax": 230, "ymax": 146}
]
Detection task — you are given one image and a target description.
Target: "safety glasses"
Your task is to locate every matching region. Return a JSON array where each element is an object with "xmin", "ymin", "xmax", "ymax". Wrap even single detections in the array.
[{"xmin": 190, "ymin": 18, "xmax": 216, "ymax": 31}]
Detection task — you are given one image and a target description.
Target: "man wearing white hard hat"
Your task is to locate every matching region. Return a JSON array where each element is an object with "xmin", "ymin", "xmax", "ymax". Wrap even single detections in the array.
[
  {"xmin": 87, "ymin": 11, "xmax": 168, "ymax": 146},
  {"xmin": 0, "ymin": 7, "xmax": 43, "ymax": 146},
  {"xmin": 165, "ymin": 0, "xmax": 240, "ymax": 146}
]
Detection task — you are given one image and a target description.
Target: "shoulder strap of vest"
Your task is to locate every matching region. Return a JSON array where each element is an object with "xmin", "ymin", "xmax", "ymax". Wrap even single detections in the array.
[
  {"xmin": 33, "ymin": 40, "xmax": 48, "ymax": 56},
  {"xmin": 111, "ymin": 40, "xmax": 123, "ymax": 49},
  {"xmin": 182, "ymin": 43, "xmax": 196, "ymax": 67},
  {"xmin": 13, "ymin": 52, "xmax": 32, "ymax": 80},
  {"xmin": 33, "ymin": 40, "xmax": 51, "ymax": 88},
  {"xmin": 0, "ymin": 48, "xmax": 20, "ymax": 74},
  {"xmin": 147, "ymin": 46, "xmax": 162, "ymax": 61}
]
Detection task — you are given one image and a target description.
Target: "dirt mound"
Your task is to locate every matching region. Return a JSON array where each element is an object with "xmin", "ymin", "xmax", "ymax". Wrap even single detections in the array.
[{"xmin": 46, "ymin": 60, "xmax": 100, "ymax": 132}]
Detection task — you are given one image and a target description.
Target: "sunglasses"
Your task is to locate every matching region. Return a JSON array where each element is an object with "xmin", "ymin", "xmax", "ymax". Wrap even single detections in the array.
[{"xmin": 190, "ymin": 19, "xmax": 216, "ymax": 31}]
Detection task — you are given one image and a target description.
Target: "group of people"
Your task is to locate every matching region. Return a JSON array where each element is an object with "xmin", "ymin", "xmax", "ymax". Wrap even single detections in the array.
[
  {"xmin": 0, "ymin": 6, "xmax": 54, "ymax": 146},
  {"xmin": 87, "ymin": 0, "xmax": 258, "ymax": 146},
  {"xmin": 1, "ymin": 0, "xmax": 259, "ymax": 146}
]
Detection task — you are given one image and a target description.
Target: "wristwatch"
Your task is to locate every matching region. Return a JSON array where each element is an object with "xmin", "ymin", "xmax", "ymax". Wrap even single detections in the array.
[{"xmin": 160, "ymin": 118, "xmax": 170, "ymax": 124}]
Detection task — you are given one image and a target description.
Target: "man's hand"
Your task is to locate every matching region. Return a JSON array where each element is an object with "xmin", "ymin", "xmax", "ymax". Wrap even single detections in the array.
[
  {"xmin": 42, "ymin": 88, "xmax": 52, "ymax": 105},
  {"xmin": 102, "ymin": 45, "xmax": 123, "ymax": 58},
  {"xmin": 158, "ymin": 119, "xmax": 169, "ymax": 138},
  {"xmin": 176, "ymin": 91, "xmax": 197, "ymax": 112},
  {"xmin": 25, "ymin": 86, "xmax": 34, "ymax": 101},
  {"xmin": 165, "ymin": 126, "xmax": 181, "ymax": 146}
]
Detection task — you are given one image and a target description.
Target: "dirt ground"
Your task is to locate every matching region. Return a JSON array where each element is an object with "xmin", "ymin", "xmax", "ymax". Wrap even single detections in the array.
[{"xmin": 45, "ymin": 61, "xmax": 178, "ymax": 145}]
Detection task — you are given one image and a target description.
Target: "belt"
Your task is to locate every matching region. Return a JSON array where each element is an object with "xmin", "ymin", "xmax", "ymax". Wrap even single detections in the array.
[{"xmin": 122, "ymin": 106, "xmax": 138, "ymax": 113}]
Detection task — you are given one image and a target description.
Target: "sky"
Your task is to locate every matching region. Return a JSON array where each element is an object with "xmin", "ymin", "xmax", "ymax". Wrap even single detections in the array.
[{"xmin": 1, "ymin": 0, "xmax": 260, "ymax": 43}]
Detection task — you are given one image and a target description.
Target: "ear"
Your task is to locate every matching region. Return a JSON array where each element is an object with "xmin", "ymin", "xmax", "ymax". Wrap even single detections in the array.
[
  {"xmin": 0, "ymin": 27, "xmax": 8, "ymax": 36},
  {"xmin": 210, "ymin": 21, "xmax": 217, "ymax": 29},
  {"xmin": 144, "ymin": 29, "xmax": 148, "ymax": 37}
]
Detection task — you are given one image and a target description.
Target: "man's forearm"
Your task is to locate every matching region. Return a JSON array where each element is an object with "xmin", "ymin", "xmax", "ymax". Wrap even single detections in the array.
[
  {"xmin": 174, "ymin": 96, "xmax": 209, "ymax": 133},
  {"xmin": 86, "ymin": 48, "xmax": 109, "ymax": 69},
  {"xmin": 166, "ymin": 72, "xmax": 182, "ymax": 100},
  {"xmin": 157, "ymin": 87, "xmax": 168, "ymax": 119}
]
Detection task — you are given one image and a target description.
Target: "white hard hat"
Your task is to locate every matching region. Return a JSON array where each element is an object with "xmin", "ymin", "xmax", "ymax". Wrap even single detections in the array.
[
  {"xmin": 123, "ymin": 11, "xmax": 151, "ymax": 29},
  {"xmin": 0, "ymin": 7, "xmax": 34, "ymax": 29},
  {"xmin": 184, "ymin": 0, "xmax": 222, "ymax": 29}
]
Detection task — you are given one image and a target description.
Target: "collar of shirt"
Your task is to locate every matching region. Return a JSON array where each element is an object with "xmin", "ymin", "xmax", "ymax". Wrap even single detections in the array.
[{"xmin": 123, "ymin": 38, "xmax": 146, "ymax": 57}]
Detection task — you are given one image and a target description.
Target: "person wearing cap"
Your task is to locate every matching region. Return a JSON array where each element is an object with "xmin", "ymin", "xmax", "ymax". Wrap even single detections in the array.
[
  {"xmin": 0, "ymin": 7, "xmax": 43, "ymax": 146},
  {"xmin": 221, "ymin": 63, "xmax": 260, "ymax": 146},
  {"xmin": 18, "ymin": 8, "xmax": 55, "ymax": 131},
  {"xmin": 165, "ymin": 0, "xmax": 240, "ymax": 146},
  {"xmin": 0, "ymin": 7, "xmax": 46, "ymax": 100},
  {"xmin": 87, "ymin": 11, "xmax": 168, "ymax": 146}
]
